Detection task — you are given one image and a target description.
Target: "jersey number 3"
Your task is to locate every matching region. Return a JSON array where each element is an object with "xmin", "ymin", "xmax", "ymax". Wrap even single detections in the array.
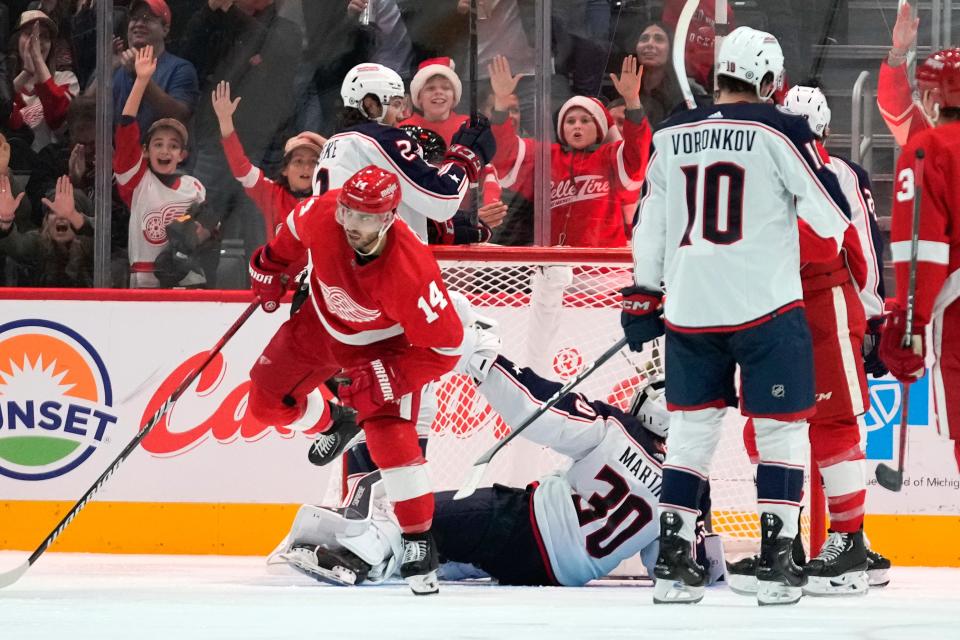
[
  {"xmin": 417, "ymin": 281, "xmax": 448, "ymax": 323},
  {"xmin": 679, "ymin": 162, "xmax": 745, "ymax": 246},
  {"xmin": 895, "ymin": 167, "xmax": 915, "ymax": 203}
]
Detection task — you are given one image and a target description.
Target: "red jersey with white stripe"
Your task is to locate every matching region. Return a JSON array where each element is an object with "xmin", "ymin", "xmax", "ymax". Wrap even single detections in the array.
[
  {"xmin": 114, "ymin": 118, "xmax": 206, "ymax": 288},
  {"xmin": 265, "ymin": 190, "xmax": 464, "ymax": 388},
  {"xmin": 491, "ymin": 111, "xmax": 651, "ymax": 247},
  {"xmin": 890, "ymin": 121, "xmax": 960, "ymax": 326},
  {"xmin": 877, "ymin": 61, "xmax": 931, "ymax": 146}
]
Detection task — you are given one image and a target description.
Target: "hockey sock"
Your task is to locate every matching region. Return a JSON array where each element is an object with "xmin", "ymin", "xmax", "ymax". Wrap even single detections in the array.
[
  {"xmin": 364, "ymin": 417, "xmax": 434, "ymax": 533},
  {"xmin": 754, "ymin": 418, "xmax": 809, "ymax": 539},
  {"xmin": 810, "ymin": 417, "xmax": 866, "ymax": 533}
]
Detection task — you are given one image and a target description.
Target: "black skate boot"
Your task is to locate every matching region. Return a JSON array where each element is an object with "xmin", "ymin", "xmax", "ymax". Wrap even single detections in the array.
[
  {"xmin": 400, "ymin": 531, "xmax": 439, "ymax": 595},
  {"xmin": 282, "ymin": 543, "xmax": 371, "ymax": 586},
  {"xmin": 803, "ymin": 529, "xmax": 868, "ymax": 596},
  {"xmin": 866, "ymin": 547, "xmax": 891, "ymax": 587},
  {"xmin": 756, "ymin": 513, "xmax": 807, "ymax": 606},
  {"xmin": 307, "ymin": 403, "xmax": 361, "ymax": 467},
  {"xmin": 653, "ymin": 511, "xmax": 707, "ymax": 604},
  {"xmin": 726, "ymin": 533, "xmax": 804, "ymax": 596}
]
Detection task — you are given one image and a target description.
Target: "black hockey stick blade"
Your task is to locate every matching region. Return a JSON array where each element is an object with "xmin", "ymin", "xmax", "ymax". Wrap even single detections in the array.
[
  {"xmin": 874, "ymin": 462, "xmax": 903, "ymax": 492},
  {"xmin": 0, "ymin": 298, "xmax": 261, "ymax": 589},
  {"xmin": 453, "ymin": 336, "xmax": 629, "ymax": 500}
]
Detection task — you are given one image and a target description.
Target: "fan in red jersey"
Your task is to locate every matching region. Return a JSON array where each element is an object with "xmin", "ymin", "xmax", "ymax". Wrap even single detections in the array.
[
  {"xmin": 880, "ymin": 47, "xmax": 960, "ymax": 474},
  {"xmin": 246, "ymin": 165, "xmax": 467, "ymax": 596}
]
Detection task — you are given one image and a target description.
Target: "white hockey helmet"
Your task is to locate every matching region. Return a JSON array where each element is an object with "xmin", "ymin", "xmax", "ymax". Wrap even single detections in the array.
[
  {"xmin": 715, "ymin": 26, "xmax": 785, "ymax": 100},
  {"xmin": 629, "ymin": 376, "xmax": 668, "ymax": 439},
  {"xmin": 783, "ymin": 86, "xmax": 832, "ymax": 138},
  {"xmin": 341, "ymin": 63, "xmax": 406, "ymax": 123}
]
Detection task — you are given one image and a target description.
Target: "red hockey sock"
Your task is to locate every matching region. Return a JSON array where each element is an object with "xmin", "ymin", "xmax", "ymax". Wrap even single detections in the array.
[
  {"xmin": 363, "ymin": 416, "xmax": 435, "ymax": 533},
  {"xmin": 392, "ymin": 492, "xmax": 435, "ymax": 533},
  {"xmin": 825, "ymin": 490, "xmax": 867, "ymax": 533},
  {"xmin": 810, "ymin": 417, "xmax": 866, "ymax": 532}
]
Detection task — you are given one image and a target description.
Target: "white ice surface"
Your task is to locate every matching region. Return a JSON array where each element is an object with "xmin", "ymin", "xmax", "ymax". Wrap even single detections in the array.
[{"xmin": 1, "ymin": 552, "xmax": 959, "ymax": 640}]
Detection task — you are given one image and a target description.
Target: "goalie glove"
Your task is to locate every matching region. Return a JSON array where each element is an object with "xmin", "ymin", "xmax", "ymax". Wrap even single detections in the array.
[{"xmin": 620, "ymin": 285, "xmax": 665, "ymax": 352}]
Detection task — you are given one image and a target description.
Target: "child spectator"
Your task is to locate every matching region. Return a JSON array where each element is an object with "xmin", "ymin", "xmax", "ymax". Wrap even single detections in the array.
[
  {"xmin": 488, "ymin": 54, "xmax": 651, "ymax": 248},
  {"xmin": 8, "ymin": 9, "xmax": 79, "ymax": 152},
  {"xmin": 401, "ymin": 57, "xmax": 468, "ymax": 144},
  {"xmin": 0, "ymin": 174, "xmax": 94, "ymax": 287},
  {"xmin": 114, "ymin": 45, "xmax": 207, "ymax": 289},
  {"xmin": 212, "ymin": 80, "xmax": 324, "ymax": 241}
]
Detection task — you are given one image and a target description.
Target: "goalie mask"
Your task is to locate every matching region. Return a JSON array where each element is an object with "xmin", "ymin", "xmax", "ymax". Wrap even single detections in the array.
[
  {"xmin": 629, "ymin": 376, "xmax": 668, "ymax": 439},
  {"xmin": 341, "ymin": 63, "xmax": 406, "ymax": 124}
]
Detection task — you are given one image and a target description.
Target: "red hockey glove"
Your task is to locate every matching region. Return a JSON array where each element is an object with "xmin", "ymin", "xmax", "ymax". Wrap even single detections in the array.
[
  {"xmin": 338, "ymin": 359, "xmax": 406, "ymax": 421},
  {"xmin": 620, "ymin": 285, "xmax": 664, "ymax": 352},
  {"xmin": 249, "ymin": 245, "xmax": 288, "ymax": 313},
  {"xmin": 878, "ymin": 304, "xmax": 926, "ymax": 384}
]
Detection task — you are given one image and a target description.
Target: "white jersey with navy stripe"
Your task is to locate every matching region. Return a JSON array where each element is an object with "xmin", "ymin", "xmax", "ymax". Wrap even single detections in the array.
[
  {"xmin": 313, "ymin": 121, "xmax": 469, "ymax": 241},
  {"xmin": 632, "ymin": 103, "xmax": 852, "ymax": 331},
  {"xmin": 480, "ymin": 355, "xmax": 663, "ymax": 586}
]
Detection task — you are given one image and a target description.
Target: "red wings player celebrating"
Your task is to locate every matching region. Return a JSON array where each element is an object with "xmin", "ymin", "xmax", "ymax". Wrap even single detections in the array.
[
  {"xmin": 881, "ymin": 49, "xmax": 960, "ymax": 473},
  {"xmin": 246, "ymin": 165, "xmax": 464, "ymax": 596}
]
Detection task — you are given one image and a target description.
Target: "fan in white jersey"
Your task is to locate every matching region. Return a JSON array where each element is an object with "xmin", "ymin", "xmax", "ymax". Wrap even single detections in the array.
[
  {"xmin": 312, "ymin": 63, "xmax": 496, "ymax": 241},
  {"xmin": 268, "ymin": 319, "xmax": 725, "ymax": 587}
]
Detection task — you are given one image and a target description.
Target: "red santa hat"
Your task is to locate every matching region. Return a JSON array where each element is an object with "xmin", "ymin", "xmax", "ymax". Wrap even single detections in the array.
[
  {"xmin": 410, "ymin": 58, "xmax": 463, "ymax": 110},
  {"xmin": 556, "ymin": 96, "xmax": 621, "ymax": 145}
]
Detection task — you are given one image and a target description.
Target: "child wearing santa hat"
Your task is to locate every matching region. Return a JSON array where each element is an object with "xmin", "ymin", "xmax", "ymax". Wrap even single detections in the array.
[
  {"xmin": 400, "ymin": 57, "xmax": 469, "ymax": 145},
  {"xmin": 488, "ymin": 54, "xmax": 651, "ymax": 247}
]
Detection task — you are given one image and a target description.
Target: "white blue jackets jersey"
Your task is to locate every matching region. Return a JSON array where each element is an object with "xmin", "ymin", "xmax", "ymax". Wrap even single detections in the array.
[
  {"xmin": 632, "ymin": 103, "xmax": 852, "ymax": 331},
  {"xmin": 313, "ymin": 121, "xmax": 469, "ymax": 240},
  {"xmin": 832, "ymin": 156, "xmax": 886, "ymax": 321},
  {"xmin": 480, "ymin": 355, "xmax": 663, "ymax": 586}
]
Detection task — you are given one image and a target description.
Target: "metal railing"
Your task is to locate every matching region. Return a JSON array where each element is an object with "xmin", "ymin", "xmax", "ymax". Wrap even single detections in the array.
[{"xmin": 850, "ymin": 70, "xmax": 876, "ymax": 172}]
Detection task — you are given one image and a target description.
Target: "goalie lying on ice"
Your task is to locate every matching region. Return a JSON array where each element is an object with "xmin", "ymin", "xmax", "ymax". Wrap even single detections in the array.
[{"xmin": 270, "ymin": 311, "xmax": 723, "ymax": 586}]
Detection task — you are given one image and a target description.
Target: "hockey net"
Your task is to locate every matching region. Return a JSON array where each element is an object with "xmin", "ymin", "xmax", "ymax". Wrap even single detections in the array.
[{"xmin": 336, "ymin": 246, "xmax": 823, "ymax": 571}]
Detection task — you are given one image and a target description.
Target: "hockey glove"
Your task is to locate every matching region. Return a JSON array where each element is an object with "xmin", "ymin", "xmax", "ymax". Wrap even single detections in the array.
[
  {"xmin": 446, "ymin": 116, "xmax": 496, "ymax": 183},
  {"xmin": 620, "ymin": 285, "xmax": 664, "ymax": 352},
  {"xmin": 862, "ymin": 317, "xmax": 888, "ymax": 378},
  {"xmin": 338, "ymin": 359, "xmax": 405, "ymax": 421},
  {"xmin": 249, "ymin": 245, "xmax": 288, "ymax": 312},
  {"xmin": 878, "ymin": 304, "xmax": 926, "ymax": 384}
]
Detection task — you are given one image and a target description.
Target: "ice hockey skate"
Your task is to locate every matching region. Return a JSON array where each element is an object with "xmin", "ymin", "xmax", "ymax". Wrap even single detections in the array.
[
  {"xmin": 280, "ymin": 543, "xmax": 371, "ymax": 586},
  {"xmin": 726, "ymin": 533, "xmax": 806, "ymax": 596},
  {"xmin": 803, "ymin": 529, "xmax": 869, "ymax": 596},
  {"xmin": 653, "ymin": 511, "xmax": 707, "ymax": 604},
  {"xmin": 756, "ymin": 513, "xmax": 807, "ymax": 606},
  {"xmin": 400, "ymin": 531, "xmax": 439, "ymax": 595},
  {"xmin": 866, "ymin": 547, "xmax": 892, "ymax": 587},
  {"xmin": 307, "ymin": 403, "xmax": 361, "ymax": 467}
]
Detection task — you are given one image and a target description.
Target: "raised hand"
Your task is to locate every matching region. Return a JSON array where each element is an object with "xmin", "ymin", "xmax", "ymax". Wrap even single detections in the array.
[
  {"xmin": 0, "ymin": 134, "xmax": 11, "ymax": 175},
  {"xmin": 211, "ymin": 80, "xmax": 241, "ymax": 136},
  {"xmin": 19, "ymin": 34, "xmax": 36, "ymax": 76},
  {"xmin": 488, "ymin": 55, "xmax": 520, "ymax": 102},
  {"xmin": 891, "ymin": 2, "xmax": 919, "ymax": 55},
  {"xmin": 0, "ymin": 174, "xmax": 25, "ymax": 229},
  {"xmin": 42, "ymin": 176, "xmax": 80, "ymax": 228},
  {"xmin": 119, "ymin": 48, "xmax": 136, "ymax": 74},
  {"xmin": 610, "ymin": 55, "xmax": 643, "ymax": 109},
  {"xmin": 69, "ymin": 144, "xmax": 88, "ymax": 185},
  {"xmin": 347, "ymin": 0, "xmax": 368, "ymax": 14},
  {"xmin": 29, "ymin": 23, "xmax": 52, "ymax": 82},
  {"xmin": 134, "ymin": 44, "xmax": 157, "ymax": 81}
]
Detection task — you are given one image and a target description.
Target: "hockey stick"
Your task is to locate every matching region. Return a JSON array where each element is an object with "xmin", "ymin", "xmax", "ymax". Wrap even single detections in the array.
[
  {"xmin": 453, "ymin": 336, "xmax": 628, "ymax": 500},
  {"xmin": 0, "ymin": 298, "xmax": 261, "ymax": 589},
  {"xmin": 875, "ymin": 148, "xmax": 924, "ymax": 492},
  {"xmin": 672, "ymin": 0, "xmax": 699, "ymax": 110},
  {"xmin": 468, "ymin": 0, "xmax": 480, "ymax": 227}
]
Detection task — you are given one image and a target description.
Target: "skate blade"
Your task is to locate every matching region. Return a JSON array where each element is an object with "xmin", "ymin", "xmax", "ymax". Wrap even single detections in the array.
[
  {"xmin": 653, "ymin": 578, "xmax": 704, "ymax": 604},
  {"xmin": 279, "ymin": 551, "xmax": 359, "ymax": 586},
  {"xmin": 867, "ymin": 568, "xmax": 890, "ymax": 588},
  {"xmin": 757, "ymin": 581, "xmax": 802, "ymax": 606},
  {"xmin": 726, "ymin": 573, "xmax": 758, "ymax": 596},
  {"xmin": 803, "ymin": 572, "xmax": 869, "ymax": 597},
  {"xmin": 406, "ymin": 571, "xmax": 439, "ymax": 596}
]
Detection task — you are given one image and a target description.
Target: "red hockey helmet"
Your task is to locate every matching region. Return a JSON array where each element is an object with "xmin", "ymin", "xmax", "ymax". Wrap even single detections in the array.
[
  {"xmin": 337, "ymin": 165, "xmax": 402, "ymax": 214},
  {"xmin": 916, "ymin": 48, "xmax": 960, "ymax": 109}
]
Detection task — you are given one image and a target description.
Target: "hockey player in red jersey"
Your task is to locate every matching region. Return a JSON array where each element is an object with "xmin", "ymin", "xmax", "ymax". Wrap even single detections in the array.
[
  {"xmin": 880, "ymin": 48, "xmax": 960, "ymax": 474},
  {"xmin": 487, "ymin": 54, "xmax": 651, "ymax": 247},
  {"xmin": 246, "ymin": 165, "xmax": 465, "ymax": 595}
]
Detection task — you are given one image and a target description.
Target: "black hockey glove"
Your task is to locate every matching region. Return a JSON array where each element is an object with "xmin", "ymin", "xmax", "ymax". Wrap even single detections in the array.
[
  {"xmin": 862, "ymin": 317, "xmax": 888, "ymax": 378},
  {"xmin": 446, "ymin": 115, "xmax": 496, "ymax": 182},
  {"xmin": 620, "ymin": 285, "xmax": 665, "ymax": 352}
]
